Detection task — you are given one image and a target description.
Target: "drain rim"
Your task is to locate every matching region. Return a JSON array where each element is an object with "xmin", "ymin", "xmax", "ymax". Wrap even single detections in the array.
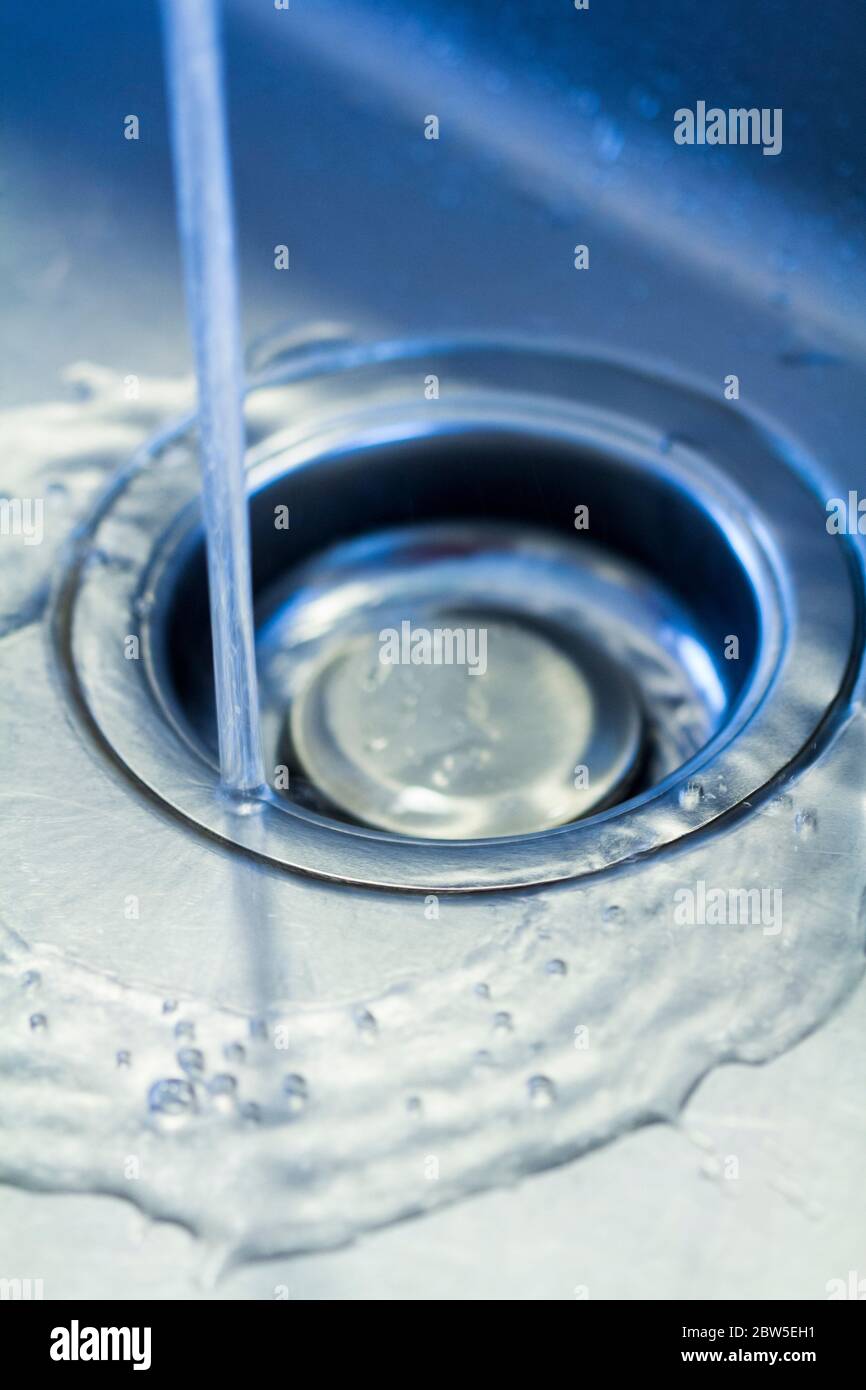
[{"xmin": 62, "ymin": 339, "xmax": 863, "ymax": 889}]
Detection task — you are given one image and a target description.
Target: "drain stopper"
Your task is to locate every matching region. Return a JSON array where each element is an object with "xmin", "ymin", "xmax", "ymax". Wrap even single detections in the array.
[{"xmin": 289, "ymin": 616, "xmax": 642, "ymax": 839}]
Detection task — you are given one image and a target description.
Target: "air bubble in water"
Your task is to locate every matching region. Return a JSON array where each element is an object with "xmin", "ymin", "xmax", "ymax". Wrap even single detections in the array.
[
  {"xmin": 148, "ymin": 1078, "xmax": 196, "ymax": 1116},
  {"xmin": 545, "ymin": 958, "xmax": 567, "ymax": 976},
  {"xmin": 208, "ymin": 1074, "xmax": 237, "ymax": 1111},
  {"xmin": 282, "ymin": 1074, "xmax": 308, "ymax": 1113},
  {"xmin": 528, "ymin": 1075, "xmax": 557, "ymax": 1108},
  {"xmin": 354, "ymin": 1007, "xmax": 378, "ymax": 1043},
  {"xmin": 29, "ymin": 1013, "xmax": 47, "ymax": 1031},
  {"xmin": 177, "ymin": 1047, "xmax": 205, "ymax": 1075}
]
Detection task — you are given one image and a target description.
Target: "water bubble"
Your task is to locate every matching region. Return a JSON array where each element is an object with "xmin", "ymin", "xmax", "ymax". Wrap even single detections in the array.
[
  {"xmin": 148, "ymin": 1078, "xmax": 195, "ymax": 1116},
  {"xmin": 354, "ymin": 1007, "xmax": 378, "ymax": 1043},
  {"xmin": 282, "ymin": 1073, "xmax": 308, "ymax": 1113},
  {"xmin": 527, "ymin": 1074, "xmax": 557, "ymax": 1108},
  {"xmin": 162, "ymin": 999, "xmax": 178, "ymax": 1015},
  {"xmin": 209, "ymin": 1072, "xmax": 237, "ymax": 1096},
  {"xmin": 29, "ymin": 1013, "xmax": 47, "ymax": 1031},
  {"xmin": 545, "ymin": 958, "xmax": 567, "ymax": 976},
  {"xmin": 208, "ymin": 1074, "xmax": 237, "ymax": 1112},
  {"xmin": 174, "ymin": 1020, "xmax": 195, "ymax": 1040},
  {"xmin": 177, "ymin": 1046, "xmax": 205, "ymax": 1075},
  {"xmin": 679, "ymin": 780, "xmax": 704, "ymax": 812},
  {"xmin": 603, "ymin": 905, "xmax": 622, "ymax": 924},
  {"xmin": 493, "ymin": 1010, "xmax": 513, "ymax": 1034},
  {"xmin": 794, "ymin": 808, "xmax": 818, "ymax": 837},
  {"xmin": 20, "ymin": 970, "xmax": 41, "ymax": 991},
  {"xmin": 474, "ymin": 982, "xmax": 491, "ymax": 1000},
  {"xmin": 116, "ymin": 1049, "xmax": 132, "ymax": 1067}
]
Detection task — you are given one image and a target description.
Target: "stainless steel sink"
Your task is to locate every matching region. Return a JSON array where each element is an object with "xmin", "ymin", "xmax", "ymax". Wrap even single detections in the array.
[{"xmin": 1, "ymin": 0, "xmax": 865, "ymax": 1300}]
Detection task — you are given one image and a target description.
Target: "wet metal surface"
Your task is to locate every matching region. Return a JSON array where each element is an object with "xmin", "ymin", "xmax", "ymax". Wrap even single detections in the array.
[{"xmin": 2, "ymin": 0, "xmax": 866, "ymax": 1300}]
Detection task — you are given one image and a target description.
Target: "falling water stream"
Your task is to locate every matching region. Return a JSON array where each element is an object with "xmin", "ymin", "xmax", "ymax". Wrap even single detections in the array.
[{"xmin": 160, "ymin": 0, "xmax": 264, "ymax": 795}]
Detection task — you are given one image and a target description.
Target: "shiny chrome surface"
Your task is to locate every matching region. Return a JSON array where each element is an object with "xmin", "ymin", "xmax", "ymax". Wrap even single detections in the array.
[
  {"xmin": 4, "ymin": 0, "xmax": 866, "ymax": 1302},
  {"xmin": 64, "ymin": 340, "xmax": 861, "ymax": 888}
]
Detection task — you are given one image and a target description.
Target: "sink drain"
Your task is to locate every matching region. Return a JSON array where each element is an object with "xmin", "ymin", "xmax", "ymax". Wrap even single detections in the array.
[
  {"xmin": 279, "ymin": 529, "xmax": 646, "ymax": 838},
  {"xmin": 62, "ymin": 339, "xmax": 862, "ymax": 889},
  {"xmin": 5, "ymin": 336, "xmax": 864, "ymax": 1261}
]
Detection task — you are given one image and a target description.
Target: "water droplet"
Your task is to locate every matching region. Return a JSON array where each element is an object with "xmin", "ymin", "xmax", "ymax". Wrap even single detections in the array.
[
  {"xmin": 354, "ymin": 1007, "xmax": 378, "ymax": 1043},
  {"xmin": 603, "ymin": 905, "xmax": 622, "ymax": 923},
  {"xmin": 148, "ymin": 1078, "xmax": 195, "ymax": 1116},
  {"xmin": 282, "ymin": 1073, "xmax": 308, "ymax": 1113},
  {"xmin": 162, "ymin": 999, "xmax": 178, "ymax": 1015},
  {"xmin": 527, "ymin": 1074, "xmax": 557, "ymax": 1108},
  {"xmin": 493, "ymin": 1010, "xmax": 513, "ymax": 1034},
  {"xmin": 679, "ymin": 780, "xmax": 704, "ymax": 812},
  {"xmin": 208, "ymin": 1074, "xmax": 237, "ymax": 1112},
  {"xmin": 20, "ymin": 970, "xmax": 41, "ymax": 991},
  {"xmin": 474, "ymin": 982, "xmax": 491, "ymax": 1000},
  {"xmin": 794, "ymin": 808, "xmax": 818, "ymax": 837},
  {"xmin": 177, "ymin": 1046, "xmax": 205, "ymax": 1075},
  {"xmin": 174, "ymin": 1020, "xmax": 195, "ymax": 1040},
  {"xmin": 29, "ymin": 1013, "xmax": 47, "ymax": 1031},
  {"xmin": 545, "ymin": 958, "xmax": 567, "ymax": 976}
]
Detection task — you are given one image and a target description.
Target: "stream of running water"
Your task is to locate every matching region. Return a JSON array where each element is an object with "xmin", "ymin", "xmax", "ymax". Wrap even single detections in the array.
[{"xmin": 161, "ymin": 0, "xmax": 264, "ymax": 795}]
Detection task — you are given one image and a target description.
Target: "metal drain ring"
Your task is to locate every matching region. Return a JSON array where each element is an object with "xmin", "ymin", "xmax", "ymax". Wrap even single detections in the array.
[{"xmin": 62, "ymin": 338, "xmax": 864, "ymax": 889}]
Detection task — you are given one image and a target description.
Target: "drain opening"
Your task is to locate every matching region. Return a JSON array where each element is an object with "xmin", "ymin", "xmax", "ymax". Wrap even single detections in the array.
[{"xmin": 153, "ymin": 427, "xmax": 762, "ymax": 840}]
